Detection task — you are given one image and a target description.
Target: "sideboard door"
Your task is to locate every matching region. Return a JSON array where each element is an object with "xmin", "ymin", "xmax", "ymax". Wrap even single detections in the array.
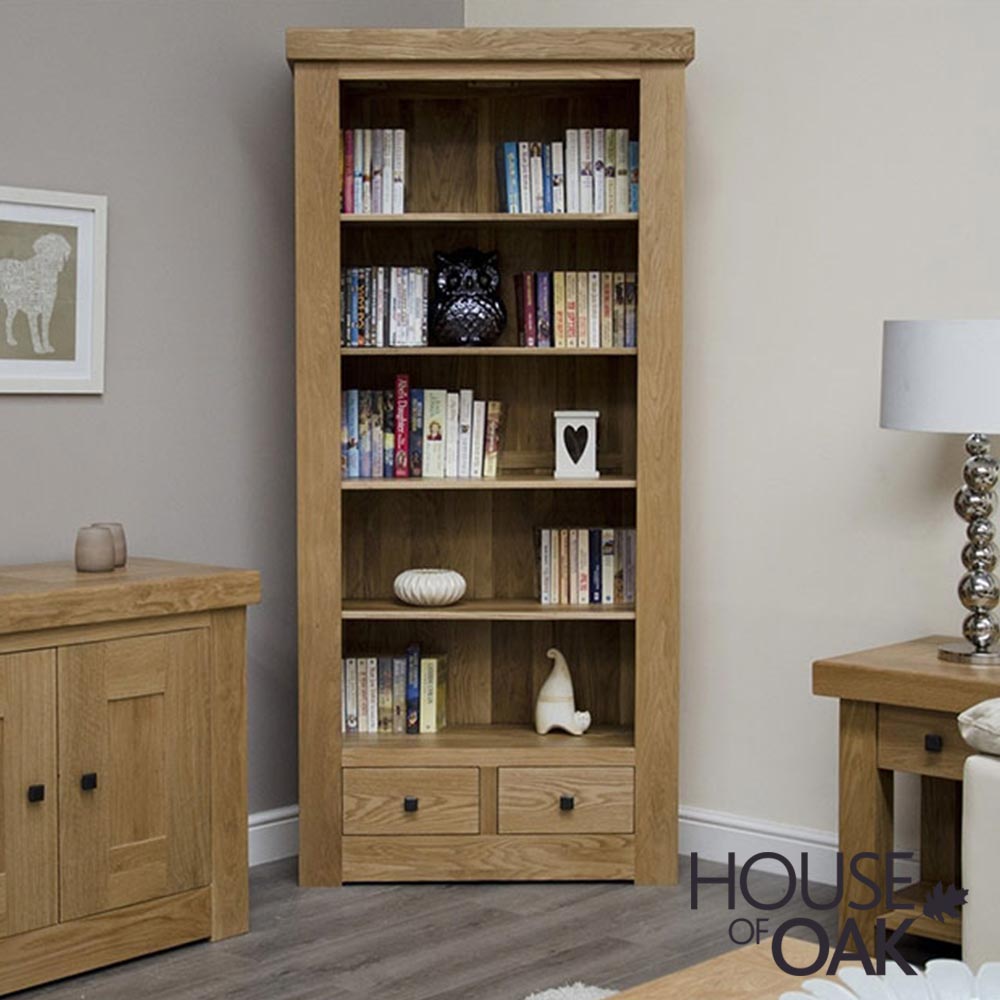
[
  {"xmin": 58, "ymin": 630, "xmax": 211, "ymax": 921},
  {"xmin": 0, "ymin": 650, "xmax": 58, "ymax": 937}
]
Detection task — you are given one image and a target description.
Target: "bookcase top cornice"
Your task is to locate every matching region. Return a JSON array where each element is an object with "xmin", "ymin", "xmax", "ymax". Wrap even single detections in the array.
[{"xmin": 285, "ymin": 27, "xmax": 695, "ymax": 65}]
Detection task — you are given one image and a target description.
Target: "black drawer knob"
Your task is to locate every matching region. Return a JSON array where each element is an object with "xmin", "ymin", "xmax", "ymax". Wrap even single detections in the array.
[
  {"xmin": 27, "ymin": 784, "xmax": 45, "ymax": 803},
  {"xmin": 81, "ymin": 772, "xmax": 98, "ymax": 791},
  {"xmin": 403, "ymin": 796, "xmax": 419, "ymax": 813},
  {"xmin": 925, "ymin": 734, "xmax": 944, "ymax": 753},
  {"xmin": 560, "ymin": 795, "xmax": 575, "ymax": 812}
]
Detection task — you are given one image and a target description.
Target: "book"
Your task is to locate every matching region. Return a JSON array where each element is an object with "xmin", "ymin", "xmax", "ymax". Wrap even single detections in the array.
[
  {"xmin": 356, "ymin": 655, "xmax": 369, "ymax": 732},
  {"xmin": 540, "ymin": 529, "xmax": 552, "ymax": 605},
  {"xmin": 345, "ymin": 389, "xmax": 359, "ymax": 478},
  {"xmin": 423, "ymin": 389, "xmax": 447, "ymax": 477},
  {"xmin": 366, "ymin": 657, "xmax": 378, "ymax": 733},
  {"xmin": 405, "ymin": 644, "xmax": 421, "ymax": 734},
  {"xmin": 343, "ymin": 129, "xmax": 355, "ymax": 214},
  {"xmin": 614, "ymin": 528, "xmax": 626, "ymax": 604},
  {"xmin": 371, "ymin": 128, "xmax": 384, "ymax": 216},
  {"xmin": 576, "ymin": 271, "xmax": 589, "ymax": 349},
  {"xmin": 517, "ymin": 141, "xmax": 531, "ymax": 214},
  {"xmin": 483, "ymin": 400, "xmax": 503, "ymax": 478},
  {"xmin": 373, "ymin": 266, "xmax": 386, "ymax": 348},
  {"xmin": 344, "ymin": 658, "xmax": 358, "ymax": 732},
  {"xmin": 624, "ymin": 272, "xmax": 637, "ymax": 347},
  {"xmin": 370, "ymin": 390, "xmax": 383, "ymax": 478},
  {"xmin": 409, "ymin": 387, "xmax": 424, "ymax": 478},
  {"xmin": 347, "ymin": 269, "xmax": 359, "ymax": 346},
  {"xmin": 624, "ymin": 528, "xmax": 636, "ymax": 604},
  {"xmin": 361, "ymin": 128, "xmax": 373, "ymax": 214},
  {"xmin": 593, "ymin": 127, "xmax": 606, "ymax": 213},
  {"xmin": 536, "ymin": 271, "xmax": 552, "ymax": 347},
  {"xmin": 391, "ymin": 128, "xmax": 406, "ymax": 214},
  {"xmin": 568, "ymin": 528, "xmax": 579, "ymax": 605},
  {"xmin": 613, "ymin": 272, "xmax": 626, "ymax": 348},
  {"xmin": 514, "ymin": 272, "xmax": 538, "ymax": 347},
  {"xmin": 420, "ymin": 268, "xmax": 429, "ymax": 346},
  {"xmin": 529, "ymin": 141, "xmax": 544, "ymax": 214},
  {"xmin": 382, "ymin": 129, "xmax": 395, "ymax": 214},
  {"xmin": 470, "ymin": 399, "xmax": 486, "ymax": 479},
  {"xmin": 616, "ymin": 128, "xmax": 630, "ymax": 213},
  {"xmin": 394, "ymin": 374, "xmax": 410, "ymax": 477},
  {"xmin": 601, "ymin": 529, "xmax": 616, "ymax": 605},
  {"xmin": 552, "ymin": 271, "xmax": 566, "ymax": 348},
  {"xmin": 565, "ymin": 271, "xmax": 578, "ymax": 349},
  {"xmin": 565, "ymin": 129, "xmax": 580, "ymax": 213},
  {"xmin": 352, "ymin": 128, "xmax": 363, "ymax": 214},
  {"xmin": 419, "ymin": 656, "xmax": 447, "ymax": 734},
  {"xmin": 377, "ymin": 656, "xmax": 393, "ymax": 733},
  {"xmin": 604, "ymin": 127, "xmax": 616, "ymax": 214},
  {"xmin": 552, "ymin": 141, "xmax": 565, "ymax": 213},
  {"xmin": 629, "ymin": 140, "xmax": 639, "ymax": 212},
  {"xmin": 392, "ymin": 656, "xmax": 407, "ymax": 734},
  {"xmin": 444, "ymin": 392, "xmax": 460, "ymax": 477},
  {"xmin": 358, "ymin": 390, "xmax": 372, "ymax": 478},
  {"xmin": 559, "ymin": 528, "xmax": 570, "ymax": 605},
  {"xmin": 542, "ymin": 142, "xmax": 554, "ymax": 213},
  {"xmin": 550, "ymin": 526, "xmax": 561, "ymax": 605},
  {"xmin": 383, "ymin": 389, "xmax": 395, "ymax": 477},
  {"xmin": 579, "ymin": 128, "xmax": 594, "ymax": 213},
  {"xmin": 577, "ymin": 527, "xmax": 590, "ymax": 604},
  {"xmin": 588, "ymin": 271, "xmax": 601, "ymax": 348},
  {"xmin": 497, "ymin": 141, "xmax": 520, "ymax": 213},
  {"xmin": 458, "ymin": 388, "xmax": 474, "ymax": 477},
  {"xmin": 589, "ymin": 528, "xmax": 603, "ymax": 604},
  {"xmin": 340, "ymin": 393, "xmax": 349, "ymax": 477},
  {"xmin": 601, "ymin": 271, "xmax": 614, "ymax": 349}
]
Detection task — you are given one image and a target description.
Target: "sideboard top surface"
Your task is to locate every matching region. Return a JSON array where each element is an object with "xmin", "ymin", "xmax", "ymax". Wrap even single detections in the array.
[{"xmin": 0, "ymin": 557, "xmax": 261, "ymax": 635}]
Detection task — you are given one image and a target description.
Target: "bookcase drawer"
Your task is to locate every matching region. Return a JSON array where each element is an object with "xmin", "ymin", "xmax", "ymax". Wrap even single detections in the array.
[
  {"xmin": 343, "ymin": 767, "xmax": 480, "ymax": 835},
  {"xmin": 877, "ymin": 706, "xmax": 968, "ymax": 780},
  {"xmin": 498, "ymin": 766, "xmax": 634, "ymax": 834}
]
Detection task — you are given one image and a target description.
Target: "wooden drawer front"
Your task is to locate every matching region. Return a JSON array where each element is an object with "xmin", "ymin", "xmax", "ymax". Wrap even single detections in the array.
[
  {"xmin": 498, "ymin": 767, "xmax": 634, "ymax": 834},
  {"xmin": 878, "ymin": 706, "xmax": 968, "ymax": 780},
  {"xmin": 343, "ymin": 768, "xmax": 479, "ymax": 835}
]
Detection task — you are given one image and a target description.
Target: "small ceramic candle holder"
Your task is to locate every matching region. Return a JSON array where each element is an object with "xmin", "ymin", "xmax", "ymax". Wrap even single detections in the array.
[
  {"xmin": 92, "ymin": 522, "xmax": 127, "ymax": 567},
  {"xmin": 75, "ymin": 526, "xmax": 116, "ymax": 573}
]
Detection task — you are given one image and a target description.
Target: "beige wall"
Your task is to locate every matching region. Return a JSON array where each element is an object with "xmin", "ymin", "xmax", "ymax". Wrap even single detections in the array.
[
  {"xmin": 0, "ymin": 0, "xmax": 463, "ymax": 815},
  {"xmin": 466, "ymin": 0, "xmax": 1000, "ymax": 841}
]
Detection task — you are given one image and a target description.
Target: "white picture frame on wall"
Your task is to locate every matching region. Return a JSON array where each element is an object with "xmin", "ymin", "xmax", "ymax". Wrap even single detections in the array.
[{"xmin": 0, "ymin": 185, "xmax": 107, "ymax": 393}]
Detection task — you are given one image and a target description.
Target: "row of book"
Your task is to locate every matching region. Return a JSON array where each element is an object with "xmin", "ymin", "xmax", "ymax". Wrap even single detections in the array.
[
  {"xmin": 340, "ymin": 128, "xmax": 407, "ymax": 214},
  {"xmin": 341, "ymin": 266, "xmax": 429, "ymax": 347},
  {"xmin": 515, "ymin": 271, "xmax": 636, "ymax": 349},
  {"xmin": 538, "ymin": 527, "xmax": 637, "ymax": 606},
  {"xmin": 496, "ymin": 129, "xmax": 638, "ymax": 215},
  {"xmin": 342, "ymin": 376, "xmax": 504, "ymax": 479},
  {"xmin": 341, "ymin": 647, "xmax": 448, "ymax": 734}
]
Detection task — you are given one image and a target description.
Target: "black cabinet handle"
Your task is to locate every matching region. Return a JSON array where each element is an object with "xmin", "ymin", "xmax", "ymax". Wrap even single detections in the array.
[
  {"xmin": 925, "ymin": 734, "xmax": 944, "ymax": 753},
  {"xmin": 560, "ymin": 795, "xmax": 575, "ymax": 812},
  {"xmin": 403, "ymin": 796, "xmax": 419, "ymax": 813},
  {"xmin": 27, "ymin": 784, "xmax": 45, "ymax": 803},
  {"xmin": 81, "ymin": 772, "xmax": 98, "ymax": 791}
]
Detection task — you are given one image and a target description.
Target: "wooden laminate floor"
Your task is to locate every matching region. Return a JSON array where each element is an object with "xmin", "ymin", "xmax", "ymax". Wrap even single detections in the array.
[{"xmin": 19, "ymin": 858, "xmax": 888, "ymax": 1000}]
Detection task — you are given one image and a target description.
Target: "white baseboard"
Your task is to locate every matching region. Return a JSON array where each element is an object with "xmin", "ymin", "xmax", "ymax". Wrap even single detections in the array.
[{"xmin": 247, "ymin": 803, "xmax": 919, "ymax": 887}]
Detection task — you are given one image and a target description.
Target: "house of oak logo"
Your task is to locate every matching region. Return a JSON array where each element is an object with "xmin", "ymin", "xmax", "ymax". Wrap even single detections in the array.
[{"xmin": 690, "ymin": 852, "xmax": 968, "ymax": 977}]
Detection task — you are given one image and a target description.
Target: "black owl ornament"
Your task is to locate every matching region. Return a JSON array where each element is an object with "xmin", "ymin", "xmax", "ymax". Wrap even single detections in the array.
[{"xmin": 430, "ymin": 248, "xmax": 507, "ymax": 347}]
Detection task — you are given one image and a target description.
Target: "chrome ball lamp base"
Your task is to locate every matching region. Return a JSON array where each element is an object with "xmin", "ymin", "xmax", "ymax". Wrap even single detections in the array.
[{"xmin": 939, "ymin": 434, "xmax": 1000, "ymax": 666}]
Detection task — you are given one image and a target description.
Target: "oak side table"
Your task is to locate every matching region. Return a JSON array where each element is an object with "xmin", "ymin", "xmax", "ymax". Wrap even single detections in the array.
[{"xmin": 813, "ymin": 635, "xmax": 1000, "ymax": 951}]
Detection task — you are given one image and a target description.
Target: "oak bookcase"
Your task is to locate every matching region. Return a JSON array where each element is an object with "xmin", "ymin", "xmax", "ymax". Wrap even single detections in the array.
[{"xmin": 289, "ymin": 27, "xmax": 692, "ymax": 886}]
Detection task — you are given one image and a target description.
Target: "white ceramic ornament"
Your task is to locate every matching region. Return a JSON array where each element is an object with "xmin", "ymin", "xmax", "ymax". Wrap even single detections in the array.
[
  {"xmin": 534, "ymin": 647, "xmax": 592, "ymax": 736},
  {"xmin": 393, "ymin": 568, "xmax": 467, "ymax": 606}
]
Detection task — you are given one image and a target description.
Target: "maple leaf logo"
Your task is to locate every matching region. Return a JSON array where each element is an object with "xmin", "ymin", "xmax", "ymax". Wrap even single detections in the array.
[{"xmin": 922, "ymin": 881, "xmax": 968, "ymax": 922}]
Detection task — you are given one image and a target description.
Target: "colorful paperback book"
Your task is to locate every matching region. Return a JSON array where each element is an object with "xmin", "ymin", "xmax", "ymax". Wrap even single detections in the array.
[
  {"xmin": 458, "ymin": 389, "xmax": 474, "ymax": 478},
  {"xmin": 517, "ymin": 141, "xmax": 531, "ymax": 215},
  {"xmin": 371, "ymin": 128, "xmax": 384, "ymax": 216},
  {"xmin": 423, "ymin": 389, "xmax": 447, "ymax": 477},
  {"xmin": 483, "ymin": 400, "xmax": 503, "ymax": 479},
  {"xmin": 345, "ymin": 389, "xmax": 360, "ymax": 478},
  {"xmin": 589, "ymin": 528, "xmax": 603, "ymax": 604},
  {"xmin": 497, "ymin": 141, "xmax": 520, "ymax": 213},
  {"xmin": 629, "ymin": 140, "xmax": 639, "ymax": 212},
  {"xmin": 515, "ymin": 273, "xmax": 537, "ymax": 347},
  {"xmin": 625, "ymin": 272, "xmax": 637, "ymax": 347},
  {"xmin": 340, "ymin": 394, "xmax": 349, "ymax": 477},
  {"xmin": 420, "ymin": 268, "xmax": 430, "ymax": 346},
  {"xmin": 601, "ymin": 529, "xmax": 616, "ymax": 605},
  {"xmin": 347, "ymin": 270, "xmax": 359, "ymax": 347},
  {"xmin": 614, "ymin": 528, "xmax": 626, "ymax": 604},
  {"xmin": 409, "ymin": 388, "xmax": 424, "ymax": 478},
  {"xmin": 588, "ymin": 272, "xmax": 601, "ymax": 348},
  {"xmin": 358, "ymin": 390, "xmax": 372, "ymax": 478},
  {"xmin": 577, "ymin": 527, "xmax": 590, "ymax": 604},
  {"xmin": 613, "ymin": 272, "xmax": 626, "ymax": 348},
  {"xmin": 565, "ymin": 129, "xmax": 580, "ymax": 213},
  {"xmin": 593, "ymin": 127, "xmax": 606, "ymax": 213},
  {"xmin": 405, "ymin": 644, "xmax": 421, "ymax": 734},
  {"xmin": 542, "ymin": 142, "xmax": 554, "ymax": 214},
  {"xmin": 601, "ymin": 272, "xmax": 614, "ymax": 348},
  {"xmin": 529, "ymin": 142, "xmax": 544, "ymax": 214},
  {"xmin": 361, "ymin": 128, "xmax": 373, "ymax": 214},
  {"xmin": 565, "ymin": 271, "xmax": 578, "ymax": 349},
  {"xmin": 366, "ymin": 657, "xmax": 378, "ymax": 733},
  {"xmin": 536, "ymin": 272, "xmax": 552, "ymax": 347},
  {"xmin": 604, "ymin": 128, "xmax": 617, "ymax": 214},
  {"xmin": 624, "ymin": 528, "xmax": 636, "ymax": 604},
  {"xmin": 381, "ymin": 128, "xmax": 394, "ymax": 214},
  {"xmin": 579, "ymin": 129, "xmax": 594, "ymax": 213},
  {"xmin": 553, "ymin": 271, "xmax": 566, "ymax": 348},
  {"xmin": 391, "ymin": 128, "xmax": 406, "ymax": 214},
  {"xmin": 352, "ymin": 128, "xmax": 364, "ymax": 215},
  {"xmin": 343, "ymin": 130, "xmax": 355, "ymax": 214},
  {"xmin": 559, "ymin": 529, "xmax": 570, "ymax": 605},
  {"xmin": 540, "ymin": 529, "xmax": 552, "ymax": 605},
  {"xmin": 378, "ymin": 657, "xmax": 393, "ymax": 733},
  {"xmin": 419, "ymin": 656, "xmax": 448, "ymax": 734},
  {"xmin": 616, "ymin": 128, "xmax": 630, "ymax": 213},
  {"xmin": 344, "ymin": 658, "xmax": 358, "ymax": 732},
  {"xmin": 470, "ymin": 399, "xmax": 486, "ymax": 479},
  {"xmin": 568, "ymin": 528, "xmax": 579, "ymax": 606},
  {"xmin": 394, "ymin": 374, "xmax": 410, "ymax": 477},
  {"xmin": 445, "ymin": 392, "xmax": 460, "ymax": 478},
  {"xmin": 356, "ymin": 655, "xmax": 369, "ymax": 732},
  {"xmin": 576, "ymin": 271, "xmax": 589, "ymax": 348},
  {"xmin": 370, "ymin": 391, "xmax": 384, "ymax": 478},
  {"xmin": 550, "ymin": 527, "xmax": 561, "ymax": 606},
  {"xmin": 552, "ymin": 141, "xmax": 565, "ymax": 214},
  {"xmin": 392, "ymin": 656, "xmax": 407, "ymax": 734},
  {"xmin": 383, "ymin": 389, "xmax": 395, "ymax": 478}
]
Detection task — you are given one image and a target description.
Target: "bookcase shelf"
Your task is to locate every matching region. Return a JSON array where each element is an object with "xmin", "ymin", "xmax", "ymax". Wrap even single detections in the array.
[
  {"xmin": 343, "ymin": 599, "xmax": 636, "ymax": 621},
  {"xmin": 292, "ymin": 27, "xmax": 689, "ymax": 888}
]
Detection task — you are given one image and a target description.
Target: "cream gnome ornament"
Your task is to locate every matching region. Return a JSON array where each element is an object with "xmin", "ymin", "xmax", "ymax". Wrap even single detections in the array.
[{"xmin": 534, "ymin": 648, "xmax": 592, "ymax": 736}]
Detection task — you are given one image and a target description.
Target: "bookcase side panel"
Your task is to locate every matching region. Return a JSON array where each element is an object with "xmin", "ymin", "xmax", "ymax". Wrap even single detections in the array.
[
  {"xmin": 295, "ymin": 62, "xmax": 344, "ymax": 886},
  {"xmin": 634, "ymin": 62, "xmax": 684, "ymax": 886}
]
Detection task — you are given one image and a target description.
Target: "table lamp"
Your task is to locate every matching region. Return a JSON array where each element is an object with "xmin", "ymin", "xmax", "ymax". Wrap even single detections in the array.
[{"xmin": 881, "ymin": 319, "xmax": 1000, "ymax": 665}]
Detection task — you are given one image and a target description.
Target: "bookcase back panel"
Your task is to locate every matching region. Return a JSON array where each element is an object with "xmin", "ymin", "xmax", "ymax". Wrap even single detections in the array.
[
  {"xmin": 342, "ymin": 490, "xmax": 634, "ymax": 601},
  {"xmin": 340, "ymin": 356, "xmax": 636, "ymax": 476},
  {"xmin": 341, "ymin": 225, "xmax": 638, "ymax": 351},
  {"xmin": 342, "ymin": 618, "xmax": 633, "ymax": 728},
  {"xmin": 341, "ymin": 80, "xmax": 639, "ymax": 214}
]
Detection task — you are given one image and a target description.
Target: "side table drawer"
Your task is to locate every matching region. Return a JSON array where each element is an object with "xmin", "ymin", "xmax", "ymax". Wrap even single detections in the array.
[
  {"xmin": 343, "ymin": 767, "xmax": 479, "ymax": 835},
  {"xmin": 498, "ymin": 766, "xmax": 634, "ymax": 834},
  {"xmin": 878, "ymin": 706, "xmax": 969, "ymax": 780}
]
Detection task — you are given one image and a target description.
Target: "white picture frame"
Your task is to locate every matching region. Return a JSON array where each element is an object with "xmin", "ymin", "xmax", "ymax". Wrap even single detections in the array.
[
  {"xmin": 0, "ymin": 185, "xmax": 107, "ymax": 393},
  {"xmin": 554, "ymin": 409, "xmax": 600, "ymax": 479}
]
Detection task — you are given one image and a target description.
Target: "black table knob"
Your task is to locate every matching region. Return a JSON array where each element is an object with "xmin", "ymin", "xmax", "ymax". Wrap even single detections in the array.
[
  {"xmin": 81, "ymin": 772, "xmax": 98, "ymax": 791},
  {"xmin": 925, "ymin": 734, "xmax": 944, "ymax": 753},
  {"xmin": 403, "ymin": 796, "xmax": 419, "ymax": 812},
  {"xmin": 560, "ymin": 795, "xmax": 575, "ymax": 811},
  {"xmin": 27, "ymin": 784, "xmax": 45, "ymax": 803}
]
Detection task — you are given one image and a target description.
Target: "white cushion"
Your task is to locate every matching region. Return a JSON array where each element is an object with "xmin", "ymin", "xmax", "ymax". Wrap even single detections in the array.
[{"xmin": 959, "ymin": 698, "xmax": 1000, "ymax": 756}]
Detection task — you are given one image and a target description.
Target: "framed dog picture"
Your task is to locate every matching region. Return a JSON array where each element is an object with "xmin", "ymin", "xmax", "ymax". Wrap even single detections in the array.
[{"xmin": 0, "ymin": 185, "xmax": 107, "ymax": 393}]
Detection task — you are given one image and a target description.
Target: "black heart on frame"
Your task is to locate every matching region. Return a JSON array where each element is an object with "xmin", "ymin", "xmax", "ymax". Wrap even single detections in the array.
[{"xmin": 563, "ymin": 425, "xmax": 589, "ymax": 464}]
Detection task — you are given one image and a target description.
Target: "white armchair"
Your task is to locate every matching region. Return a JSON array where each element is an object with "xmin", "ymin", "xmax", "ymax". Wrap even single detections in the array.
[{"xmin": 962, "ymin": 753, "xmax": 1000, "ymax": 970}]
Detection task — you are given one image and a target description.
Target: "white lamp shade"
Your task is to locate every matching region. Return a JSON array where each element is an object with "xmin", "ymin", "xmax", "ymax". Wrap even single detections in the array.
[{"xmin": 881, "ymin": 320, "xmax": 1000, "ymax": 433}]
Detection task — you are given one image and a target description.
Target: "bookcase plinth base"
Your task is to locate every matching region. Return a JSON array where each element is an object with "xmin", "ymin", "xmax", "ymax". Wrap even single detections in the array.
[{"xmin": 342, "ymin": 834, "xmax": 635, "ymax": 882}]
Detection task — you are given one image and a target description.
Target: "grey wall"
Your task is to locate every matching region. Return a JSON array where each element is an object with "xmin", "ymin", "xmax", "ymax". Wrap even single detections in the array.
[{"xmin": 0, "ymin": 0, "xmax": 463, "ymax": 815}]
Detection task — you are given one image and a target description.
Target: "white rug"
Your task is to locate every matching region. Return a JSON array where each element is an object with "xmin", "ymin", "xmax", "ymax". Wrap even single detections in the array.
[{"xmin": 521, "ymin": 984, "xmax": 618, "ymax": 1000}]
